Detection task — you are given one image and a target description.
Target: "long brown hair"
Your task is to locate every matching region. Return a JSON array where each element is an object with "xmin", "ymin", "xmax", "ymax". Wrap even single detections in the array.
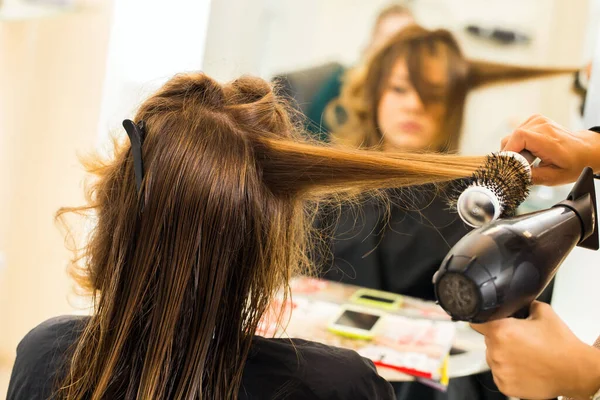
[
  {"xmin": 57, "ymin": 72, "xmax": 483, "ymax": 399},
  {"xmin": 328, "ymin": 24, "xmax": 578, "ymax": 153}
]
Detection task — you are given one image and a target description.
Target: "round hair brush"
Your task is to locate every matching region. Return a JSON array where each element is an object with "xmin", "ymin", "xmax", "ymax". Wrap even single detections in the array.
[{"xmin": 449, "ymin": 151, "xmax": 535, "ymax": 227}]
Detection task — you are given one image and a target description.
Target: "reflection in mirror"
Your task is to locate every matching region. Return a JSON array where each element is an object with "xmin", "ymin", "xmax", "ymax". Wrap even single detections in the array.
[{"xmin": 203, "ymin": 0, "xmax": 593, "ymax": 155}]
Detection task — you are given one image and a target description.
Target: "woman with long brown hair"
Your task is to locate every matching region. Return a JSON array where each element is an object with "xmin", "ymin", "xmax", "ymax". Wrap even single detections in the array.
[
  {"xmin": 327, "ymin": 25, "xmax": 468, "ymax": 153},
  {"xmin": 327, "ymin": 24, "xmax": 576, "ymax": 153},
  {"xmin": 319, "ymin": 25, "xmax": 577, "ymax": 400},
  {"xmin": 6, "ymin": 72, "xmax": 486, "ymax": 399}
]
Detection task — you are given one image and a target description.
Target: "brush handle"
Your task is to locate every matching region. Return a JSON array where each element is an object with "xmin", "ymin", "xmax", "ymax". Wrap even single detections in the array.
[
  {"xmin": 515, "ymin": 306, "xmax": 558, "ymax": 400},
  {"xmin": 519, "ymin": 150, "xmax": 536, "ymax": 165}
]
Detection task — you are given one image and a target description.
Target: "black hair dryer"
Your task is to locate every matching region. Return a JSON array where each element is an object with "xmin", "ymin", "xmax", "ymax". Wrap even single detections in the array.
[{"xmin": 433, "ymin": 167, "xmax": 599, "ymax": 323}]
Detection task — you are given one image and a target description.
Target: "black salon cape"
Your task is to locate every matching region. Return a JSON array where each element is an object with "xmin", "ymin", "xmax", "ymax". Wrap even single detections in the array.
[
  {"xmin": 317, "ymin": 186, "xmax": 470, "ymax": 301},
  {"xmin": 7, "ymin": 316, "xmax": 394, "ymax": 400}
]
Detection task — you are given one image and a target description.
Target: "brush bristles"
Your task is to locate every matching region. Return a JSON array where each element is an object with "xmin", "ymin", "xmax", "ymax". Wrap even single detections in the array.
[{"xmin": 448, "ymin": 153, "xmax": 531, "ymax": 218}]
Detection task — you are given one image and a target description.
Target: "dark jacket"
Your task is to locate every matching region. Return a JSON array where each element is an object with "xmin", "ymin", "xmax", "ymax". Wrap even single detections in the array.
[{"xmin": 318, "ymin": 186, "xmax": 471, "ymax": 301}]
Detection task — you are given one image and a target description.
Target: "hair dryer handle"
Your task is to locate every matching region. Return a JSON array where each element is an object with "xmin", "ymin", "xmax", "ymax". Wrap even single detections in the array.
[
  {"xmin": 513, "ymin": 305, "xmax": 557, "ymax": 400},
  {"xmin": 512, "ymin": 305, "xmax": 530, "ymax": 319}
]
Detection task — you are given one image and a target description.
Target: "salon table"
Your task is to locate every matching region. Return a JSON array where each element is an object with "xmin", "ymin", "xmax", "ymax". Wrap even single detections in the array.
[{"xmin": 258, "ymin": 277, "xmax": 489, "ymax": 383}]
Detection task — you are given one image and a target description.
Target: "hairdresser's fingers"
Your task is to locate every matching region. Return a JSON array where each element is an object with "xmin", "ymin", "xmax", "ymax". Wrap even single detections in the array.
[
  {"xmin": 503, "ymin": 115, "xmax": 600, "ymax": 185},
  {"xmin": 503, "ymin": 128, "xmax": 563, "ymax": 162},
  {"xmin": 504, "ymin": 115, "xmax": 561, "ymax": 152},
  {"xmin": 517, "ymin": 114, "xmax": 546, "ymax": 128},
  {"xmin": 499, "ymin": 133, "xmax": 530, "ymax": 151},
  {"xmin": 502, "ymin": 128, "xmax": 581, "ymax": 186},
  {"xmin": 502, "ymin": 115, "xmax": 558, "ymax": 151},
  {"xmin": 501, "ymin": 131, "xmax": 525, "ymax": 153},
  {"xmin": 522, "ymin": 115, "xmax": 559, "ymax": 130}
]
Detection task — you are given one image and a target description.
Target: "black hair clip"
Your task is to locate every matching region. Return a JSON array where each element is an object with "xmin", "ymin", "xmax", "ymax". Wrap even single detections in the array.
[{"xmin": 122, "ymin": 119, "xmax": 146, "ymax": 191}]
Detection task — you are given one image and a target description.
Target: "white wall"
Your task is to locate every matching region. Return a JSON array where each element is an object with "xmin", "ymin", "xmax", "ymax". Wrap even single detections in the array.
[
  {"xmin": 96, "ymin": 0, "xmax": 212, "ymax": 149},
  {"xmin": 0, "ymin": 3, "xmax": 214, "ymax": 396},
  {"xmin": 201, "ymin": 0, "xmax": 271, "ymax": 82},
  {"xmin": 256, "ymin": 0, "xmax": 394, "ymax": 76},
  {"xmin": 0, "ymin": 0, "xmax": 114, "ymax": 366}
]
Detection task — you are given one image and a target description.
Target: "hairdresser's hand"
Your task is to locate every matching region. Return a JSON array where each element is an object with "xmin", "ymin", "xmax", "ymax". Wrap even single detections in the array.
[
  {"xmin": 470, "ymin": 302, "xmax": 600, "ymax": 399},
  {"xmin": 501, "ymin": 114, "xmax": 600, "ymax": 186}
]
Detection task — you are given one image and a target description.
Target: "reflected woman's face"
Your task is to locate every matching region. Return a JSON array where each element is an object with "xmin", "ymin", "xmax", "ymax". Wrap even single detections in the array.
[{"xmin": 376, "ymin": 57, "xmax": 447, "ymax": 152}]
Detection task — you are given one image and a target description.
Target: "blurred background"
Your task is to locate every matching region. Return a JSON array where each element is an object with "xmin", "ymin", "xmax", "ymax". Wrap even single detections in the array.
[{"xmin": 1, "ymin": 0, "xmax": 599, "ymax": 397}]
